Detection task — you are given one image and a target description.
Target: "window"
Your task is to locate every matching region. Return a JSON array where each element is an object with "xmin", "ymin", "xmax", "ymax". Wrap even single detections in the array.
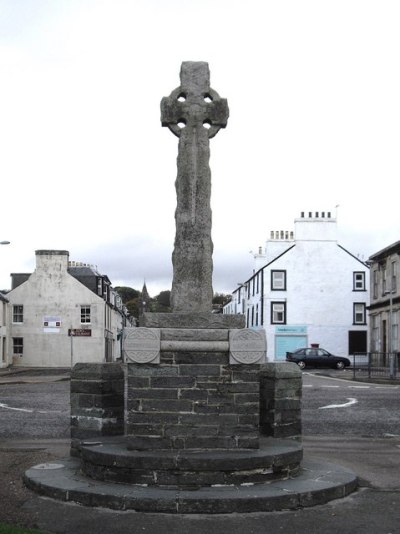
[
  {"xmin": 391, "ymin": 261, "xmax": 397, "ymax": 293},
  {"xmin": 353, "ymin": 303, "xmax": 366, "ymax": 325},
  {"xmin": 371, "ymin": 314, "xmax": 379, "ymax": 351},
  {"xmin": 392, "ymin": 311, "xmax": 398, "ymax": 352},
  {"xmin": 80, "ymin": 305, "xmax": 91, "ymax": 324},
  {"xmin": 373, "ymin": 270, "xmax": 378, "ymax": 299},
  {"xmin": 271, "ymin": 270, "xmax": 286, "ymax": 290},
  {"xmin": 97, "ymin": 277, "xmax": 103, "ymax": 296},
  {"xmin": 271, "ymin": 302, "xmax": 286, "ymax": 324},
  {"xmin": 382, "ymin": 266, "xmax": 387, "ymax": 295},
  {"xmin": 12, "ymin": 305, "xmax": 23, "ymax": 323},
  {"xmin": 353, "ymin": 272, "xmax": 366, "ymax": 291},
  {"xmin": 13, "ymin": 337, "xmax": 23, "ymax": 356}
]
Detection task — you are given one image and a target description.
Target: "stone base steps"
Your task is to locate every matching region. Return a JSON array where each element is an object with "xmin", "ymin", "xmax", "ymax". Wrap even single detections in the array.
[
  {"xmin": 79, "ymin": 437, "xmax": 303, "ymax": 487},
  {"xmin": 24, "ymin": 456, "xmax": 357, "ymax": 514}
]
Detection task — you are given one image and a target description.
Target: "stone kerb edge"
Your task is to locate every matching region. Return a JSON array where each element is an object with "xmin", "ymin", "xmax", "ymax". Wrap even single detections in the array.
[{"xmin": 229, "ymin": 328, "xmax": 267, "ymax": 364}]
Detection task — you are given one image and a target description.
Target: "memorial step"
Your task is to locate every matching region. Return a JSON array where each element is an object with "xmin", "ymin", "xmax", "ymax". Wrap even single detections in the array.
[{"xmin": 79, "ymin": 436, "xmax": 303, "ymax": 487}]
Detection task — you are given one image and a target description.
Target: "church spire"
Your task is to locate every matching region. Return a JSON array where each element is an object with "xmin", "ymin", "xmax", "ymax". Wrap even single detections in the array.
[{"xmin": 139, "ymin": 280, "xmax": 151, "ymax": 315}]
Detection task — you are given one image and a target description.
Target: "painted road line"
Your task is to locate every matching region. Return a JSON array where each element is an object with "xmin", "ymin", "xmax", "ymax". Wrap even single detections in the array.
[
  {"xmin": 0, "ymin": 402, "xmax": 62, "ymax": 414},
  {"xmin": 319, "ymin": 398, "xmax": 358, "ymax": 409},
  {"xmin": 0, "ymin": 402, "xmax": 33, "ymax": 413}
]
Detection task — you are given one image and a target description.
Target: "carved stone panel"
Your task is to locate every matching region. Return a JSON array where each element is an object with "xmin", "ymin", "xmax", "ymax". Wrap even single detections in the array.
[
  {"xmin": 229, "ymin": 329, "xmax": 267, "ymax": 364},
  {"xmin": 123, "ymin": 328, "xmax": 160, "ymax": 364}
]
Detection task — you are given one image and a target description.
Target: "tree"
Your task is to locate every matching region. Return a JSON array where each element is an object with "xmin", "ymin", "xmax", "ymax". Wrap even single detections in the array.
[
  {"xmin": 212, "ymin": 293, "xmax": 232, "ymax": 306},
  {"xmin": 114, "ymin": 286, "xmax": 140, "ymax": 304},
  {"xmin": 151, "ymin": 290, "xmax": 171, "ymax": 312},
  {"xmin": 125, "ymin": 298, "xmax": 140, "ymax": 319}
]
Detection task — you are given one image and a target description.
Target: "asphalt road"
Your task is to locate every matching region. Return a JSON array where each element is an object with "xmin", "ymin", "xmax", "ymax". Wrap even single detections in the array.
[
  {"xmin": 302, "ymin": 371, "xmax": 400, "ymax": 437},
  {"xmin": 0, "ymin": 381, "xmax": 70, "ymax": 439},
  {"xmin": 1, "ymin": 371, "xmax": 400, "ymax": 440},
  {"xmin": 1, "ymin": 371, "xmax": 400, "ymax": 533}
]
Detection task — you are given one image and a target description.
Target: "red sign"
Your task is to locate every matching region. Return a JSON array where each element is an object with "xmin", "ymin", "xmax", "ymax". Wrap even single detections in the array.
[{"xmin": 68, "ymin": 329, "xmax": 91, "ymax": 337}]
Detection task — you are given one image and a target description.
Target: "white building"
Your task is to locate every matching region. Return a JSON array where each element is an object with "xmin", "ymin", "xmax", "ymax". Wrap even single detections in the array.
[
  {"xmin": 6, "ymin": 250, "xmax": 130, "ymax": 367},
  {"xmin": 224, "ymin": 211, "xmax": 370, "ymax": 360}
]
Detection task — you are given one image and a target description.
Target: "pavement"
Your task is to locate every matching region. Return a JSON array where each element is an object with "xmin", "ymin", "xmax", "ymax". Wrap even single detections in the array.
[
  {"xmin": 0, "ymin": 366, "xmax": 71, "ymax": 384},
  {"xmin": 0, "ymin": 367, "xmax": 399, "ymax": 533}
]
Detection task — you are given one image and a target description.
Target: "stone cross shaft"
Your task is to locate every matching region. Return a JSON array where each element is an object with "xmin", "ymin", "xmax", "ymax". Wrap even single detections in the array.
[{"xmin": 161, "ymin": 62, "xmax": 229, "ymax": 312}]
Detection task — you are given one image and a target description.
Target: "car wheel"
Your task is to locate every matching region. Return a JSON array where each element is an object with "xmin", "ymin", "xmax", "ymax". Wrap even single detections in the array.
[
  {"xmin": 336, "ymin": 361, "xmax": 345, "ymax": 370},
  {"xmin": 297, "ymin": 361, "xmax": 306, "ymax": 370}
]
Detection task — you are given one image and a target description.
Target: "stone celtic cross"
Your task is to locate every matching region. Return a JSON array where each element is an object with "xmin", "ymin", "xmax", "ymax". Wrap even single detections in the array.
[{"xmin": 161, "ymin": 62, "xmax": 229, "ymax": 312}]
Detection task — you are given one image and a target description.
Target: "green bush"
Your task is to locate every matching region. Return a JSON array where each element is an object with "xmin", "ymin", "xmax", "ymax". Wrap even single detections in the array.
[{"xmin": 0, "ymin": 523, "xmax": 43, "ymax": 534}]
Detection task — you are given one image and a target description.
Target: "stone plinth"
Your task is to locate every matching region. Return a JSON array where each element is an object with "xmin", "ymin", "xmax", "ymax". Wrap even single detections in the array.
[
  {"xmin": 79, "ymin": 436, "xmax": 302, "ymax": 487},
  {"xmin": 127, "ymin": 355, "xmax": 260, "ymax": 450},
  {"xmin": 70, "ymin": 363, "xmax": 125, "ymax": 456},
  {"xmin": 259, "ymin": 362, "xmax": 302, "ymax": 440},
  {"xmin": 140, "ymin": 312, "xmax": 245, "ymax": 329}
]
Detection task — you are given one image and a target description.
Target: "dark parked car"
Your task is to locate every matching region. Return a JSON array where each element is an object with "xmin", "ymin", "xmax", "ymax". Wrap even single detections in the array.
[{"xmin": 286, "ymin": 348, "xmax": 351, "ymax": 370}]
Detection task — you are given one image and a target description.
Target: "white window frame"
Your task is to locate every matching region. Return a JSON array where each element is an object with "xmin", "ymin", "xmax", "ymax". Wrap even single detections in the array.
[
  {"xmin": 12, "ymin": 305, "xmax": 23, "ymax": 323},
  {"xmin": 353, "ymin": 303, "xmax": 366, "ymax": 325},
  {"xmin": 80, "ymin": 305, "xmax": 91, "ymax": 324},
  {"xmin": 271, "ymin": 270, "xmax": 286, "ymax": 291},
  {"xmin": 353, "ymin": 272, "xmax": 366, "ymax": 291},
  {"xmin": 271, "ymin": 302, "xmax": 286, "ymax": 324},
  {"xmin": 13, "ymin": 337, "xmax": 23, "ymax": 356}
]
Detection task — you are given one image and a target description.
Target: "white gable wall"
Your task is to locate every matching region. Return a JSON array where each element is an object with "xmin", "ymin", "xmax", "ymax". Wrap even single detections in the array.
[
  {"xmin": 224, "ymin": 213, "xmax": 369, "ymax": 360},
  {"xmin": 8, "ymin": 251, "xmax": 108, "ymax": 367}
]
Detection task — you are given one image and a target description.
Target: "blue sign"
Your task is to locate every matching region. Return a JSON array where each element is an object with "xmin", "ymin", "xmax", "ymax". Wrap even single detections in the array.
[{"xmin": 276, "ymin": 325, "xmax": 307, "ymax": 334}]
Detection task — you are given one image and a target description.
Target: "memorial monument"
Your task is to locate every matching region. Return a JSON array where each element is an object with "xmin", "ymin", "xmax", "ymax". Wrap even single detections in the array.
[{"xmin": 24, "ymin": 62, "xmax": 357, "ymax": 513}]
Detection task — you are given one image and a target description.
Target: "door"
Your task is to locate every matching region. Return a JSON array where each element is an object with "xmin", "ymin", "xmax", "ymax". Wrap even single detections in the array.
[{"xmin": 348, "ymin": 331, "xmax": 367, "ymax": 354}]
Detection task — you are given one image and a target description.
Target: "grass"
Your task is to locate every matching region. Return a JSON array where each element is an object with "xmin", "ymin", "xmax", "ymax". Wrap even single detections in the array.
[{"xmin": 0, "ymin": 524, "xmax": 43, "ymax": 534}]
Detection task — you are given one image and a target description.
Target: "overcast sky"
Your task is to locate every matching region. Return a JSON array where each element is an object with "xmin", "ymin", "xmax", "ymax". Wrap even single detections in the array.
[{"xmin": 0, "ymin": 0, "xmax": 399, "ymax": 296}]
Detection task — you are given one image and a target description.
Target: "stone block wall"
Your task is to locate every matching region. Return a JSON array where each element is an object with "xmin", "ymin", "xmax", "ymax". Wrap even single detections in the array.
[
  {"xmin": 127, "ymin": 351, "xmax": 260, "ymax": 450},
  {"xmin": 259, "ymin": 362, "xmax": 302, "ymax": 440},
  {"xmin": 69, "ymin": 359, "xmax": 303, "ymax": 455},
  {"xmin": 70, "ymin": 363, "xmax": 125, "ymax": 455}
]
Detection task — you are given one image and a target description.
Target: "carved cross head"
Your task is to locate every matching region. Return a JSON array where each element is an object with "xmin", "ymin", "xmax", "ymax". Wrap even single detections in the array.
[{"xmin": 161, "ymin": 62, "xmax": 229, "ymax": 139}]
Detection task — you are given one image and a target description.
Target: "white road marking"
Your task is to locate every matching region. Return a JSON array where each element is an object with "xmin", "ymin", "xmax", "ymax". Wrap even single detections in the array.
[
  {"xmin": 0, "ymin": 402, "xmax": 62, "ymax": 414},
  {"xmin": 322, "ymin": 385, "xmax": 340, "ymax": 388},
  {"xmin": 0, "ymin": 402, "xmax": 33, "ymax": 413},
  {"xmin": 319, "ymin": 398, "xmax": 358, "ymax": 409},
  {"xmin": 348, "ymin": 386, "xmax": 370, "ymax": 389}
]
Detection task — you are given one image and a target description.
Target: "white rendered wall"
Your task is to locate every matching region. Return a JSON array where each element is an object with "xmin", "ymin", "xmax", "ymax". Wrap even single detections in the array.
[
  {"xmin": 8, "ymin": 252, "xmax": 108, "ymax": 367},
  {"xmin": 224, "ymin": 214, "xmax": 369, "ymax": 360},
  {"xmin": 263, "ymin": 240, "xmax": 369, "ymax": 358}
]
